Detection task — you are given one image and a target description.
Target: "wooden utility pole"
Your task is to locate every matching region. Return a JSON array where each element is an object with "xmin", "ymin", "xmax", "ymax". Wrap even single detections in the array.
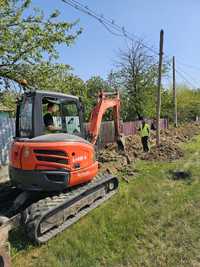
[
  {"xmin": 172, "ymin": 56, "xmax": 178, "ymax": 127},
  {"xmin": 156, "ymin": 29, "xmax": 164, "ymax": 147}
]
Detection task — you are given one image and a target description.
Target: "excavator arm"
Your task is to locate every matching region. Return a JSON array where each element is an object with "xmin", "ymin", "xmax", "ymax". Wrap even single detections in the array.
[{"xmin": 88, "ymin": 91, "xmax": 125, "ymax": 150}]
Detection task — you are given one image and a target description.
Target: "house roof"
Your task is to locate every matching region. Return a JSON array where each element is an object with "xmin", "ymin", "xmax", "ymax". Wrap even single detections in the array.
[{"xmin": 0, "ymin": 103, "xmax": 13, "ymax": 112}]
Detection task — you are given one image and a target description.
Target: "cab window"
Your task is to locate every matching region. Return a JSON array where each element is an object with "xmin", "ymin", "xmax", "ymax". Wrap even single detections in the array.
[
  {"xmin": 19, "ymin": 96, "xmax": 33, "ymax": 137},
  {"xmin": 62, "ymin": 102, "xmax": 81, "ymax": 134},
  {"xmin": 42, "ymin": 98, "xmax": 81, "ymax": 135}
]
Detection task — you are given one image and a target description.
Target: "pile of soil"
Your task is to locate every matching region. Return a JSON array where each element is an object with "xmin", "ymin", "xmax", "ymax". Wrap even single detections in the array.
[
  {"xmin": 160, "ymin": 122, "xmax": 200, "ymax": 143},
  {"xmin": 98, "ymin": 123, "xmax": 200, "ymax": 172},
  {"xmin": 98, "ymin": 146, "xmax": 128, "ymax": 173},
  {"xmin": 141, "ymin": 140, "xmax": 184, "ymax": 161}
]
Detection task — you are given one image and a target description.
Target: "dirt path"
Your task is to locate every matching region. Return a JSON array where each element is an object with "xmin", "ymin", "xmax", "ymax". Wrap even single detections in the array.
[{"xmin": 0, "ymin": 165, "xmax": 9, "ymax": 183}]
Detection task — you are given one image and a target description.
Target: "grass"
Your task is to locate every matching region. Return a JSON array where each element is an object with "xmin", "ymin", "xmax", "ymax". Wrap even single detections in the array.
[{"xmin": 11, "ymin": 136, "xmax": 200, "ymax": 267}]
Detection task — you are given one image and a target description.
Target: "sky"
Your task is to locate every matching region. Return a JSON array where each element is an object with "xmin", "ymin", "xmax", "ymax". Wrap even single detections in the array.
[{"xmin": 31, "ymin": 0, "xmax": 200, "ymax": 88}]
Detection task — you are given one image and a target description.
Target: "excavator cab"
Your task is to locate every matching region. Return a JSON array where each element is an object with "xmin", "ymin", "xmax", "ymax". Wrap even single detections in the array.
[
  {"xmin": 15, "ymin": 90, "xmax": 85, "ymax": 139},
  {"xmin": 9, "ymin": 90, "xmax": 98, "ymax": 192},
  {"xmin": 9, "ymin": 89, "xmax": 125, "ymax": 192},
  {"xmin": 15, "ymin": 90, "xmax": 125, "ymax": 150}
]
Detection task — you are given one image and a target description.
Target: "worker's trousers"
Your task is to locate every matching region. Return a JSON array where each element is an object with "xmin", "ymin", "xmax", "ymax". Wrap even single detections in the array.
[{"xmin": 141, "ymin": 136, "xmax": 149, "ymax": 152}]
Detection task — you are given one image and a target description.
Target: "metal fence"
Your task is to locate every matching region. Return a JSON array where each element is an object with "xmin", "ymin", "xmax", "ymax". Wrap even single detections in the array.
[
  {"xmin": 0, "ymin": 118, "xmax": 168, "ymax": 166},
  {"xmin": 122, "ymin": 119, "xmax": 168, "ymax": 136},
  {"xmin": 0, "ymin": 117, "xmax": 15, "ymax": 166},
  {"xmin": 85, "ymin": 118, "xmax": 168, "ymax": 147}
]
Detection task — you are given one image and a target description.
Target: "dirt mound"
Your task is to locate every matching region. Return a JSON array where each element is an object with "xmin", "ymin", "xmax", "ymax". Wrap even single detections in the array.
[
  {"xmin": 98, "ymin": 148, "xmax": 128, "ymax": 174},
  {"xmin": 160, "ymin": 123, "xmax": 200, "ymax": 143},
  {"xmin": 141, "ymin": 141, "xmax": 184, "ymax": 161},
  {"xmin": 98, "ymin": 123, "xmax": 200, "ymax": 169}
]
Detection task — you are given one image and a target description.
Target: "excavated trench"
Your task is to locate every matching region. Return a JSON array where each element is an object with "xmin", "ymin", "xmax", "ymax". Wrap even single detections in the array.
[{"xmin": 98, "ymin": 123, "xmax": 200, "ymax": 174}]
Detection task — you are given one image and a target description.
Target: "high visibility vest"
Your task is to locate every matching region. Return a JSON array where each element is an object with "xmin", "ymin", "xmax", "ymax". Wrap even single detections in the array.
[{"xmin": 140, "ymin": 123, "xmax": 150, "ymax": 137}]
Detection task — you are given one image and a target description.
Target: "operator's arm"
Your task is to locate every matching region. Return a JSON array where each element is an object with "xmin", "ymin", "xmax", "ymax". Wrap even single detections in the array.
[
  {"xmin": 43, "ymin": 113, "xmax": 62, "ymax": 132},
  {"xmin": 47, "ymin": 124, "xmax": 62, "ymax": 131}
]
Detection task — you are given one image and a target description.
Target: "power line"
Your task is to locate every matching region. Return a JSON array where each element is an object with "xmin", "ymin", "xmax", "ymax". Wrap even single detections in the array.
[
  {"xmin": 176, "ymin": 59, "xmax": 200, "ymax": 72},
  {"xmin": 61, "ymin": 0, "xmax": 159, "ymax": 55},
  {"xmin": 175, "ymin": 68, "xmax": 198, "ymax": 88},
  {"xmin": 62, "ymin": 0, "xmax": 199, "ymax": 88},
  {"xmin": 176, "ymin": 64, "xmax": 200, "ymax": 87}
]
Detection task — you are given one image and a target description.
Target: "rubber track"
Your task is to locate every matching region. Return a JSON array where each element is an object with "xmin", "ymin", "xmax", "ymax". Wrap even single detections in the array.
[
  {"xmin": 0, "ymin": 184, "xmax": 22, "ymax": 216},
  {"xmin": 24, "ymin": 173, "xmax": 118, "ymax": 244}
]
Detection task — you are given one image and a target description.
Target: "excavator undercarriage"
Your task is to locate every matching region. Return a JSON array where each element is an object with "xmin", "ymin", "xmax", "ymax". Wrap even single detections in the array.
[{"xmin": 0, "ymin": 174, "xmax": 118, "ymax": 267}]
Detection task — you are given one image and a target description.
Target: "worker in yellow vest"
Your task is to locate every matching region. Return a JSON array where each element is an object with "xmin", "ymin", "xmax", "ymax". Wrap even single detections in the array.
[{"xmin": 139, "ymin": 118, "xmax": 150, "ymax": 152}]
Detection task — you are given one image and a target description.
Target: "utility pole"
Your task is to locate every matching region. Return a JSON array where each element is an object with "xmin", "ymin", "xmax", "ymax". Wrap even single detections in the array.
[
  {"xmin": 156, "ymin": 29, "xmax": 164, "ymax": 147},
  {"xmin": 109, "ymin": 70, "xmax": 113, "ymax": 89},
  {"xmin": 173, "ymin": 56, "xmax": 178, "ymax": 127}
]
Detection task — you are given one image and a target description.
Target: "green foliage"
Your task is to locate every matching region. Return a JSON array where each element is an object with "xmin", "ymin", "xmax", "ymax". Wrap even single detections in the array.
[
  {"xmin": 0, "ymin": 0, "xmax": 81, "ymax": 84},
  {"xmin": 9, "ymin": 63, "xmax": 72, "ymax": 91},
  {"xmin": 0, "ymin": 0, "xmax": 8, "ymax": 7},
  {"xmin": 161, "ymin": 85, "xmax": 200, "ymax": 122},
  {"xmin": 176, "ymin": 85, "xmax": 200, "ymax": 121},
  {"xmin": 112, "ymin": 43, "xmax": 169, "ymax": 120},
  {"xmin": 85, "ymin": 76, "xmax": 111, "ymax": 118},
  {"xmin": 0, "ymin": 90, "xmax": 17, "ymax": 110},
  {"xmin": 86, "ymin": 76, "xmax": 110, "ymax": 97}
]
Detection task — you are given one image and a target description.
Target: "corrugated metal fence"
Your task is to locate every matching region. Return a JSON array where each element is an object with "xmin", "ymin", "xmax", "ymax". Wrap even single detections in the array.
[
  {"xmin": 0, "ymin": 118, "xmax": 168, "ymax": 166},
  {"xmin": 86, "ymin": 118, "xmax": 168, "ymax": 147},
  {"xmin": 0, "ymin": 117, "xmax": 15, "ymax": 166}
]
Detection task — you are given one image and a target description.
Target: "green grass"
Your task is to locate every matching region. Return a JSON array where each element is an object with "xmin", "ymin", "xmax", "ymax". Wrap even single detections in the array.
[{"xmin": 12, "ymin": 136, "xmax": 200, "ymax": 267}]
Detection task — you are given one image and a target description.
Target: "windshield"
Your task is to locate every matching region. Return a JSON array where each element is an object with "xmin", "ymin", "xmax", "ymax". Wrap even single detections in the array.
[
  {"xmin": 42, "ymin": 99, "xmax": 81, "ymax": 135},
  {"xmin": 19, "ymin": 96, "xmax": 33, "ymax": 137}
]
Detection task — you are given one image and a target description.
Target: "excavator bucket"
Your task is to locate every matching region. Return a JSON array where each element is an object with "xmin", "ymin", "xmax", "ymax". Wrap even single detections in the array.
[
  {"xmin": 116, "ymin": 134, "xmax": 126, "ymax": 151},
  {"xmin": 0, "ymin": 248, "xmax": 10, "ymax": 267},
  {"xmin": 116, "ymin": 135, "xmax": 131, "ymax": 164}
]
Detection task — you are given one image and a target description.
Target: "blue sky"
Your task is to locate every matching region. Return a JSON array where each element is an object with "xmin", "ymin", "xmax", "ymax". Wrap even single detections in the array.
[{"xmin": 31, "ymin": 0, "xmax": 200, "ymax": 87}]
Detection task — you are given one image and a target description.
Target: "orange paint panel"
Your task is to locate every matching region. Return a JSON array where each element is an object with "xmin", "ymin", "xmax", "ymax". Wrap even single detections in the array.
[
  {"xmin": 11, "ymin": 141, "xmax": 91, "ymax": 170},
  {"xmin": 9, "ymin": 141, "xmax": 24, "ymax": 169},
  {"xmin": 9, "ymin": 138, "xmax": 99, "ymax": 188},
  {"xmin": 69, "ymin": 161, "xmax": 98, "ymax": 187},
  {"xmin": 35, "ymin": 165, "xmax": 58, "ymax": 170}
]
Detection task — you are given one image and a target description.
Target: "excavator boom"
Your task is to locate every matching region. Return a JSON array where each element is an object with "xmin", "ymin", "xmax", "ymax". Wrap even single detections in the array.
[{"xmin": 88, "ymin": 91, "xmax": 125, "ymax": 150}]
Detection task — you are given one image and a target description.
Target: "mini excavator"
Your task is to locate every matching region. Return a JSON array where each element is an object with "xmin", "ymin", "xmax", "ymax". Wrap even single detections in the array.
[{"xmin": 0, "ymin": 85, "xmax": 125, "ymax": 267}]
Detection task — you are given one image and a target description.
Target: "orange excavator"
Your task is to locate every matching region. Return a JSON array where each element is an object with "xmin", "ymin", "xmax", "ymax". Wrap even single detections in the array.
[{"xmin": 0, "ymin": 87, "xmax": 125, "ymax": 266}]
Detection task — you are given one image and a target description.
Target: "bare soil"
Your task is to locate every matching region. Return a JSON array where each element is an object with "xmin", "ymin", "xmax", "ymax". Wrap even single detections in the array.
[{"xmin": 98, "ymin": 122, "xmax": 200, "ymax": 173}]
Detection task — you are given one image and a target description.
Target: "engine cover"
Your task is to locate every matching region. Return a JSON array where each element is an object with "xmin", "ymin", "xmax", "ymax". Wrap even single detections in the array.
[{"xmin": 9, "ymin": 134, "xmax": 98, "ymax": 191}]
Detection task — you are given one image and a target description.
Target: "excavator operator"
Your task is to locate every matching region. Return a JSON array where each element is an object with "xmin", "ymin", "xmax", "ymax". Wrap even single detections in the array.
[{"xmin": 43, "ymin": 103, "xmax": 62, "ymax": 133}]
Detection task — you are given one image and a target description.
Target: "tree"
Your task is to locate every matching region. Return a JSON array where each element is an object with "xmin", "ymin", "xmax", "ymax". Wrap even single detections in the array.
[
  {"xmin": 0, "ymin": 62, "xmax": 90, "ymax": 114},
  {"xmin": 85, "ymin": 76, "xmax": 113, "ymax": 120},
  {"xmin": 0, "ymin": 0, "xmax": 82, "ymax": 86},
  {"xmin": 112, "ymin": 41, "xmax": 170, "ymax": 121},
  {"xmin": 176, "ymin": 85, "xmax": 200, "ymax": 121},
  {"xmin": 0, "ymin": 89, "xmax": 17, "ymax": 110},
  {"xmin": 161, "ymin": 84, "xmax": 200, "ymax": 122},
  {"xmin": 86, "ymin": 76, "xmax": 110, "ymax": 106},
  {"xmin": 12, "ymin": 62, "xmax": 72, "ymax": 92},
  {"xmin": 86, "ymin": 76, "xmax": 110, "ymax": 98},
  {"xmin": 0, "ymin": 0, "xmax": 8, "ymax": 7},
  {"xmin": 161, "ymin": 89, "xmax": 173, "ymax": 120},
  {"xmin": 113, "ymin": 42, "xmax": 159, "ymax": 120}
]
